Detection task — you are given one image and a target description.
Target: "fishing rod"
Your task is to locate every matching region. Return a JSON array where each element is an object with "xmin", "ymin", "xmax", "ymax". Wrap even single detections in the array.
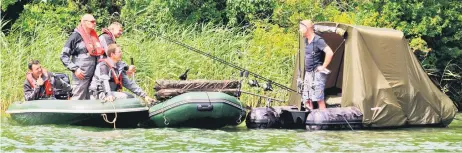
[
  {"xmin": 239, "ymin": 90, "xmax": 285, "ymax": 102},
  {"xmin": 156, "ymin": 33, "xmax": 298, "ymax": 93}
]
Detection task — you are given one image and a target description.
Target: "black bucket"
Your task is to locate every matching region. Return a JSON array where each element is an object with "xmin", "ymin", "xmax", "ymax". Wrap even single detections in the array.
[{"xmin": 275, "ymin": 106, "xmax": 309, "ymax": 129}]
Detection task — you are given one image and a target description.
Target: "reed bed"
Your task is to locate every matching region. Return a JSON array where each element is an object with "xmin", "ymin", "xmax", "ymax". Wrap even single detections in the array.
[{"xmin": 1, "ymin": 22, "xmax": 298, "ymax": 112}]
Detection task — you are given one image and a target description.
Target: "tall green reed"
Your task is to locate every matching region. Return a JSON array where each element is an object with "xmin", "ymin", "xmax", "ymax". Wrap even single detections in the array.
[
  {"xmin": 1, "ymin": 19, "xmax": 71, "ymax": 111},
  {"xmin": 1, "ymin": 21, "xmax": 298, "ymax": 112}
]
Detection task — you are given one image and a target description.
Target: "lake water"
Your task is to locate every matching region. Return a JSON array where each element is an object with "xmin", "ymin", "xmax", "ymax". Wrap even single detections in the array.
[{"xmin": 1, "ymin": 114, "xmax": 462, "ymax": 152}]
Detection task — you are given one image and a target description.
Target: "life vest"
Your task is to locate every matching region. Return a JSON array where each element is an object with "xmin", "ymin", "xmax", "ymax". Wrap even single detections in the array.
[
  {"xmin": 26, "ymin": 72, "xmax": 53, "ymax": 97},
  {"xmin": 99, "ymin": 59, "xmax": 123, "ymax": 91},
  {"xmin": 101, "ymin": 28, "xmax": 116, "ymax": 43},
  {"xmin": 76, "ymin": 24, "xmax": 105, "ymax": 56}
]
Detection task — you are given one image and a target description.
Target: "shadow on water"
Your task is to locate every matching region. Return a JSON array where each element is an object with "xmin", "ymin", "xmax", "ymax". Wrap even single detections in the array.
[{"xmin": 1, "ymin": 113, "xmax": 462, "ymax": 152}]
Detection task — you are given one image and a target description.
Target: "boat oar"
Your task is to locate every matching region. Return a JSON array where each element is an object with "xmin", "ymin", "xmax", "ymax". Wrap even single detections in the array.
[{"xmin": 239, "ymin": 90, "xmax": 285, "ymax": 103}]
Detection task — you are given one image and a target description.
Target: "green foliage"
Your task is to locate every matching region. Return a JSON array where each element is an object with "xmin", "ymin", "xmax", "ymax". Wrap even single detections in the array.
[
  {"xmin": 272, "ymin": 0, "xmax": 359, "ymax": 32},
  {"xmin": 358, "ymin": 0, "xmax": 462, "ymax": 52},
  {"xmin": 5, "ymin": 0, "xmax": 125, "ymax": 37},
  {"xmin": 10, "ymin": 2, "xmax": 80, "ymax": 37},
  {"xmin": 225, "ymin": 0, "xmax": 276, "ymax": 26},
  {"xmin": 164, "ymin": 0, "xmax": 226, "ymax": 24},
  {"xmin": 1, "ymin": 0, "xmax": 17, "ymax": 11},
  {"xmin": 120, "ymin": 0, "xmax": 277, "ymax": 29},
  {"xmin": 120, "ymin": 0, "xmax": 175, "ymax": 32}
]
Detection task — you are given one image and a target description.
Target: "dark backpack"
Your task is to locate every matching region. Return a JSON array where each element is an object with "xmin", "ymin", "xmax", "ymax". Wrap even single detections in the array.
[{"xmin": 54, "ymin": 73, "xmax": 71, "ymax": 100}]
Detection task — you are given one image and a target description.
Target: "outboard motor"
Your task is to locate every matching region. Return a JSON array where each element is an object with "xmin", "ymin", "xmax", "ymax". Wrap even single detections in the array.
[
  {"xmin": 273, "ymin": 106, "xmax": 309, "ymax": 129},
  {"xmin": 54, "ymin": 73, "xmax": 71, "ymax": 100},
  {"xmin": 246, "ymin": 107, "xmax": 281, "ymax": 129}
]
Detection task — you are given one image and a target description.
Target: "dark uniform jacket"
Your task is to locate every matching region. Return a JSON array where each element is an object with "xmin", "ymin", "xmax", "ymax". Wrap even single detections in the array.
[
  {"xmin": 89, "ymin": 58, "xmax": 147, "ymax": 98},
  {"xmin": 99, "ymin": 33, "xmax": 129, "ymax": 69},
  {"xmin": 60, "ymin": 30, "xmax": 98, "ymax": 79}
]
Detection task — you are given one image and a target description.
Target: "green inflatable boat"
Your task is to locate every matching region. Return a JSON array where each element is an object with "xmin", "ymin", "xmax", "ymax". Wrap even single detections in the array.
[
  {"xmin": 6, "ymin": 98, "xmax": 149, "ymax": 128},
  {"xmin": 144, "ymin": 92, "xmax": 246, "ymax": 128}
]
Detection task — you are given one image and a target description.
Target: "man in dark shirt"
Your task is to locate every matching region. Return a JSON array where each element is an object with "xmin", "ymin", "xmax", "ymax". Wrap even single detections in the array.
[
  {"xmin": 299, "ymin": 20, "xmax": 334, "ymax": 110},
  {"xmin": 24, "ymin": 60, "xmax": 72, "ymax": 101}
]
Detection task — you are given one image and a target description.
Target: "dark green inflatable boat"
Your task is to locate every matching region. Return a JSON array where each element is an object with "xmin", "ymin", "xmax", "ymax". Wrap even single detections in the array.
[
  {"xmin": 6, "ymin": 98, "xmax": 149, "ymax": 128},
  {"xmin": 145, "ymin": 92, "xmax": 246, "ymax": 128}
]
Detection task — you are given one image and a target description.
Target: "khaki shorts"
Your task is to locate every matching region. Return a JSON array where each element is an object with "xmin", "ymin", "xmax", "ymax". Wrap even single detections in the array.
[{"xmin": 302, "ymin": 71, "xmax": 327, "ymax": 101}]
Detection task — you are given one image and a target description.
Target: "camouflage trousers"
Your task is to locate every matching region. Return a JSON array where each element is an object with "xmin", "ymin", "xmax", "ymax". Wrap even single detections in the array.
[{"xmin": 302, "ymin": 71, "xmax": 327, "ymax": 102}]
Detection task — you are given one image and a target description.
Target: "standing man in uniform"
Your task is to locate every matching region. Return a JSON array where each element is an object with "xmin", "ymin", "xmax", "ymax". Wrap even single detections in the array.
[
  {"xmin": 61, "ymin": 14, "xmax": 105, "ymax": 100},
  {"xmin": 99, "ymin": 22, "xmax": 123, "ymax": 53},
  {"xmin": 99, "ymin": 22, "xmax": 136, "ymax": 76},
  {"xmin": 299, "ymin": 20, "xmax": 334, "ymax": 110}
]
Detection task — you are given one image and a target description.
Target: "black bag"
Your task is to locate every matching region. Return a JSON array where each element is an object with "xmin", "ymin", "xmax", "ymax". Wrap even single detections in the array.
[
  {"xmin": 274, "ymin": 106, "xmax": 309, "ymax": 129},
  {"xmin": 53, "ymin": 73, "xmax": 71, "ymax": 100}
]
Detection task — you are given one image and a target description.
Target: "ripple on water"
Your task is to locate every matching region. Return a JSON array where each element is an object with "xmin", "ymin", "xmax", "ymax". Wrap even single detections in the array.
[{"xmin": 2, "ymin": 115, "xmax": 462, "ymax": 152}]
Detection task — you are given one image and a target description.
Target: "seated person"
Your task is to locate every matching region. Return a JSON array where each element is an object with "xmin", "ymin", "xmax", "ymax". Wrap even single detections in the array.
[
  {"xmin": 24, "ymin": 60, "xmax": 72, "ymax": 101},
  {"xmin": 89, "ymin": 44, "xmax": 155, "ymax": 102}
]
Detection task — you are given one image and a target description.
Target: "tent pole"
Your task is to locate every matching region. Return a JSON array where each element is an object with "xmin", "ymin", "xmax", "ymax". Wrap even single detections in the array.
[{"xmin": 333, "ymin": 39, "xmax": 346, "ymax": 89}]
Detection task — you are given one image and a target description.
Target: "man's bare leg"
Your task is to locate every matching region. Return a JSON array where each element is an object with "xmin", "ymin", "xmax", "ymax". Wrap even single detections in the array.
[
  {"xmin": 305, "ymin": 99, "xmax": 313, "ymax": 110},
  {"xmin": 318, "ymin": 100, "xmax": 326, "ymax": 110}
]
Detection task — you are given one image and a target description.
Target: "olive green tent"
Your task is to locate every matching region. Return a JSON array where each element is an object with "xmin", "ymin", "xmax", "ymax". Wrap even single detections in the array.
[{"xmin": 288, "ymin": 22, "xmax": 457, "ymax": 127}]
